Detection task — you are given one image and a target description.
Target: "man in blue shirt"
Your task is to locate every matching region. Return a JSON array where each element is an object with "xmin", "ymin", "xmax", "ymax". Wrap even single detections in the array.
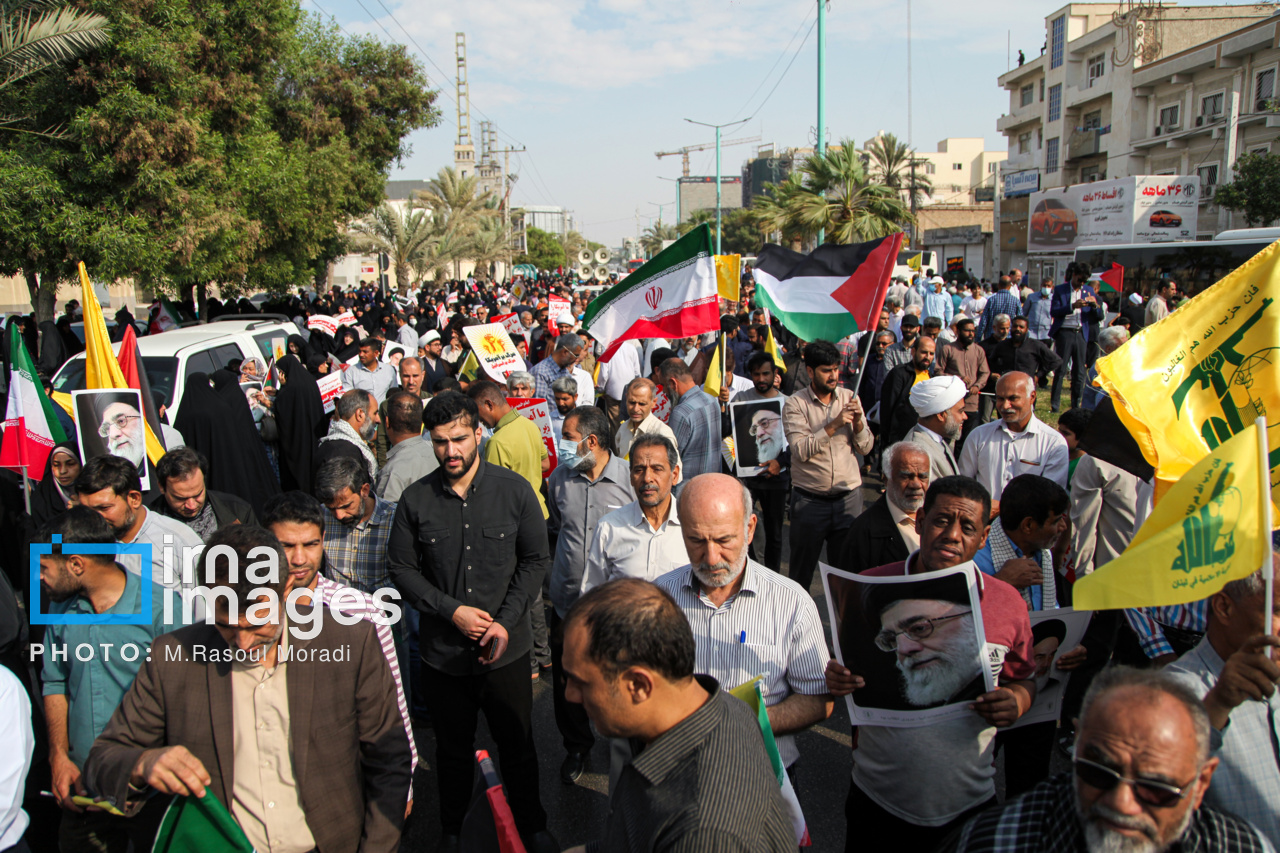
[
  {"xmin": 922, "ymin": 276, "xmax": 954, "ymax": 326},
  {"xmin": 972, "ymin": 474, "xmax": 1068, "ymax": 612},
  {"xmin": 37, "ymin": 507, "xmax": 186, "ymax": 850},
  {"xmin": 657, "ymin": 357, "xmax": 721, "ymax": 480}
]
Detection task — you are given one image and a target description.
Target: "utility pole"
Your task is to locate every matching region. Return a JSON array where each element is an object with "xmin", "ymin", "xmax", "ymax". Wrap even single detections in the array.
[
  {"xmin": 491, "ymin": 142, "xmax": 525, "ymax": 280},
  {"xmin": 817, "ymin": 0, "xmax": 827, "ymax": 245},
  {"xmin": 907, "ymin": 0, "xmax": 915, "ymax": 249},
  {"xmin": 685, "ymin": 117, "xmax": 751, "ymax": 255},
  {"xmin": 657, "ymin": 175, "xmax": 681, "ymax": 225}
]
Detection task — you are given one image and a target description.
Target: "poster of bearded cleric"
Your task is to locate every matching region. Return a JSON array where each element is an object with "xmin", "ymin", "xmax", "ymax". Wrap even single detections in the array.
[
  {"xmin": 729, "ymin": 398, "xmax": 788, "ymax": 477},
  {"xmin": 72, "ymin": 389, "xmax": 152, "ymax": 490},
  {"xmin": 1007, "ymin": 608, "xmax": 1091, "ymax": 730},
  {"xmin": 820, "ymin": 562, "xmax": 994, "ymax": 726}
]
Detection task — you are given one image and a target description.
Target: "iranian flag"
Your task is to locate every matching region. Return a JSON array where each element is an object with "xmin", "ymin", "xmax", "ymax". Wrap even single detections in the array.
[
  {"xmin": 149, "ymin": 297, "xmax": 184, "ymax": 334},
  {"xmin": 753, "ymin": 233, "xmax": 904, "ymax": 344},
  {"xmin": 0, "ymin": 331, "xmax": 67, "ymax": 480},
  {"xmin": 583, "ymin": 224, "xmax": 719, "ymax": 361}
]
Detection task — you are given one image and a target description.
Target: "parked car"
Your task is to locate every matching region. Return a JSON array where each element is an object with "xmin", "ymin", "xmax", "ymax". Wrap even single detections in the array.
[
  {"xmin": 1148, "ymin": 209, "xmax": 1182, "ymax": 228},
  {"xmin": 67, "ymin": 319, "xmax": 150, "ymax": 343},
  {"xmin": 51, "ymin": 315, "xmax": 301, "ymax": 422},
  {"xmin": 1031, "ymin": 198, "xmax": 1079, "ymax": 241}
]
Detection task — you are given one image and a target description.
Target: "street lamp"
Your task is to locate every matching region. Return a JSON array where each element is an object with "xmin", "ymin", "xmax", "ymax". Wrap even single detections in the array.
[
  {"xmin": 684, "ymin": 116, "xmax": 752, "ymax": 255},
  {"xmin": 657, "ymin": 176, "xmax": 681, "ymax": 227}
]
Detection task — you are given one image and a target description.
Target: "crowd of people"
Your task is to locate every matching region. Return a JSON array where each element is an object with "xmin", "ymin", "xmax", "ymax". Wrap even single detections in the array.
[{"xmin": 0, "ymin": 261, "xmax": 1276, "ymax": 853}]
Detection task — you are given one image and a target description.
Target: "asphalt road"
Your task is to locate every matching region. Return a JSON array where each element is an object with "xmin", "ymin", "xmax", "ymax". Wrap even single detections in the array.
[{"xmin": 401, "ymin": 472, "xmax": 1069, "ymax": 852}]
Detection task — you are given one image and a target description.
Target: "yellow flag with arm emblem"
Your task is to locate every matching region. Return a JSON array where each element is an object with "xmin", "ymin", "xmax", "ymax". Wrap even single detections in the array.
[
  {"xmin": 1095, "ymin": 240, "xmax": 1280, "ymax": 513},
  {"xmin": 1073, "ymin": 421, "xmax": 1271, "ymax": 611},
  {"xmin": 715, "ymin": 254, "xmax": 741, "ymax": 303}
]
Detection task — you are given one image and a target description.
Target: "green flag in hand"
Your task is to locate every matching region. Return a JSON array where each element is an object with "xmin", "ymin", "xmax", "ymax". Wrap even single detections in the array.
[{"xmin": 152, "ymin": 789, "xmax": 255, "ymax": 853}]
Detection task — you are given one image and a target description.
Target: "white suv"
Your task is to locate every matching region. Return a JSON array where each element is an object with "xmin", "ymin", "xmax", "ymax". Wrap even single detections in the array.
[{"xmin": 50, "ymin": 316, "xmax": 302, "ymax": 422}]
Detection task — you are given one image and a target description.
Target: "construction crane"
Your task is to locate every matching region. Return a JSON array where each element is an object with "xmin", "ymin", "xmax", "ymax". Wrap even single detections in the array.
[{"xmin": 655, "ymin": 136, "xmax": 762, "ymax": 177}]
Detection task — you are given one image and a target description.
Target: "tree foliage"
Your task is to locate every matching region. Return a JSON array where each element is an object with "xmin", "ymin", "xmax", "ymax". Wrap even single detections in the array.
[
  {"xmin": 515, "ymin": 226, "xmax": 564, "ymax": 271},
  {"xmin": 640, "ymin": 222, "xmax": 677, "ymax": 257},
  {"xmin": 863, "ymin": 133, "xmax": 933, "ymax": 210},
  {"xmin": 1214, "ymin": 152, "xmax": 1280, "ymax": 227},
  {"xmin": 0, "ymin": 1, "xmax": 439, "ymax": 320},
  {"xmin": 677, "ymin": 209, "xmax": 762, "ymax": 256}
]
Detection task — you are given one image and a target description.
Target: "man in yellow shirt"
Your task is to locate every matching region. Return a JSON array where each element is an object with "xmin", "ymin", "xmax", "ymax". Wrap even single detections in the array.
[{"xmin": 467, "ymin": 381, "xmax": 550, "ymax": 519}]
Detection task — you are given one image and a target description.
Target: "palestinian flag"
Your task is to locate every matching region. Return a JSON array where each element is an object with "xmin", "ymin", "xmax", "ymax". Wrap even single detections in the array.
[
  {"xmin": 0, "ymin": 331, "xmax": 67, "ymax": 480},
  {"xmin": 753, "ymin": 233, "xmax": 904, "ymax": 344},
  {"xmin": 1089, "ymin": 262, "xmax": 1124, "ymax": 293},
  {"xmin": 583, "ymin": 224, "xmax": 719, "ymax": 361}
]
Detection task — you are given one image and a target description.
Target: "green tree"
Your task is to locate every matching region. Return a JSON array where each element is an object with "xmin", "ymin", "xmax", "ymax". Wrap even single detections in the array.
[
  {"xmin": 791, "ymin": 139, "xmax": 914, "ymax": 244},
  {"xmin": 677, "ymin": 209, "xmax": 760, "ymax": 256},
  {"xmin": 466, "ymin": 217, "xmax": 508, "ymax": 281},
  {"xmin": 349, "ymin": 203, "xmax": 437, "ymax": 294},
  {"xmin": 640, "ymin": 222, "xmax": 677, "ymax": 257},
  {"xmin": 558, "ymin": 229, "xmax": 585, "ymax": 264},
  {"xmin": 863, "ymin": 132, "xmax": 933, "ymax": 211},
  {"xmin": 0, "ymin": 0, "xmax": 109, "ymax": 139},
  {"xmin": 748, "ymin": 172, "xmax": 813, "ymax": 250},
  {"xmin": 1214, "ymin": 152, "xmax": 1280, "ymax": 227},
  {"xmin": 515, "ymin": 225, "xmax": 564, "ymax": 271},
  {"xmin": 0, "ymin": 5, "xmax": 438, "ymax": 321},
  {"xmin": 413, "ymin": 166, "xmax": 497, "ymax": 278}
]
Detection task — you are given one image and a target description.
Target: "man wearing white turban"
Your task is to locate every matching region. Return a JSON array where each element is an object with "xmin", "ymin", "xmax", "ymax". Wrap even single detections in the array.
[{"xmin": 904, "ymin": 375, "xmax": 967, "ymax": 481}]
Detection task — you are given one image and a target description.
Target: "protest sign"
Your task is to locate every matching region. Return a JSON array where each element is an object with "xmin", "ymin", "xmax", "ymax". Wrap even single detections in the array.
[
  {"xmin": 463, "ymin": 323, "xmax": 523, "ymax": 382},
  {"xmin": 317, "ymin": 372, "xmax": 344, "ymax": 414},
  {"xmin": 510, "ymin": 397, "xmax": 557, "ymax": 473},
  {"xmin": 333, "ymin": 311, "xmax": 357, "ymax": 328},
  {"xmin": 1008, "ymin": 608, "xmax": 1092, "ymax": 729},
  {"xmin": 653, "ymin": 387, "xmax": 671, "ymax": 423},
  {"xmin": 494, "ymin": 312, "xmax": 530, "ymax": 349},
  {"xmin": 548, "ymin": 295, "xmax": 571, "ymax": 321},
  {"xmin": 73, "ymin": 388, "xmax": 152, "ymax": 491},
  {"xmin": 307, "ymin": 315, "xmax": 338, "ymax": 336},
  {"xmin": 820, "ymin": 561, "xmax": 994, "ymax": 728},
  {"xmin": 729, "ymin": 398, "xmax": 787, "ymax": 477}
]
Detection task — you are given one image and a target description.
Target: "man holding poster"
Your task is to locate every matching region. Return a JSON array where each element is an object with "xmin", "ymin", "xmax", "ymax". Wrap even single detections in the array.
[{"xmin": 823, "ymin": 475, "xmax": 1036, "ymax": 851}]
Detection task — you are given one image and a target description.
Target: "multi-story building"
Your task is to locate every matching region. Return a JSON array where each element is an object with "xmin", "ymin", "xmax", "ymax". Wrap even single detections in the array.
[
  {"xmin": 994, "ymin": 3, "xmax": 1279, "ymax": 277},
  {"xmin": 895, "ymin": 136, "xmax": 1007, "ymax": 206}
]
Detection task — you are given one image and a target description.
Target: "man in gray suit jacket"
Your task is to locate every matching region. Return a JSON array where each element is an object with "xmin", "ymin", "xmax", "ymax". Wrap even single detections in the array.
[
  {"xmin": 83, "ymin": 525, "xmax": 412, "ymax": 853},
  {"xmin": 903, "ymin": 375, "xmax": 967, "ymax": 482}
]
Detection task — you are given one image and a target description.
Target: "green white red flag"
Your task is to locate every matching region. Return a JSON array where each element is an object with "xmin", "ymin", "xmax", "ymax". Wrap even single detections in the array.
[
  {"xmin": 0, "ymin": 331, "xmax": 68, "ymax": 480},
  {"xmin": 583, "ymin": 224, "xmax": 719, "ymax": 361}
]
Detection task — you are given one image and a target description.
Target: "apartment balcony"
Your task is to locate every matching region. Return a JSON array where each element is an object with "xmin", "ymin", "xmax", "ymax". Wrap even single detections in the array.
[
  {"xmin": 1065, "ymin": 80, "xmax": 1111, "ymax": 110},
  {"xmin": 1002, "ymin": 151, "xmax": 1036, "ymax": 171},
  {"xmin": 996, "ymin": 109, "xmax": 1041, "ymax": 133},
  {"xmin": 1066, "ymin": 128, "xmax": 1105, "ymax": 161}
]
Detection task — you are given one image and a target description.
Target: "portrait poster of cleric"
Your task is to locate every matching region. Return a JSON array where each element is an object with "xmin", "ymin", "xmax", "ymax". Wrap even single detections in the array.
[
  {"xmin": 72, "ymin": 388, "xmax": 151, "ymax": 490},
  {"xmin": 1007, "ymin": 608, "xmax": 1091, "ymax": 729},
  {"xmin": 729, "ymin": 398, "xmax": 787, "ymax": 477},
  {"xmin": 820, "ymin": 561, "xmax": 995, "ymax": 727}
]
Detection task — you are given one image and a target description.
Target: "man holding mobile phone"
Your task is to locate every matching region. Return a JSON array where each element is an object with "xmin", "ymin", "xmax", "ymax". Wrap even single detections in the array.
[{"xmin": 387, "ymin": 391, "xmax": 559, "ymax": 853}]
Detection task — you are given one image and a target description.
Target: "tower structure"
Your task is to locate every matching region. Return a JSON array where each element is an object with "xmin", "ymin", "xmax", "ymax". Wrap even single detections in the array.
[{"xmin": 453, "ymin": 32, "xmax": 475, "ymax": 179}]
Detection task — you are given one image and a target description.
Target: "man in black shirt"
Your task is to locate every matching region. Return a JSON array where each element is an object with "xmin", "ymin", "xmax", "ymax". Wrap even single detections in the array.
[
  {"xmin": 990, "ymin": 317, "xmax": 1062, "ymax": 388},
  {"xmin": 387, "ymin": 391, "xmax": 557, "ymax": 853}
]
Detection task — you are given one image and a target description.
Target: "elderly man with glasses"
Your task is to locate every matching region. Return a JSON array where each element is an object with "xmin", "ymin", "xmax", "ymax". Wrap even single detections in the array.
[{"xmin": 943, "ymin": 666, "xmax": 1272, "ymax": 853}]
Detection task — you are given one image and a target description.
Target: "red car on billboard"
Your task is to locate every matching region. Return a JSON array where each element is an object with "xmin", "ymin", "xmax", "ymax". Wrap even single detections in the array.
[
  {"xmin": 1148, "ymin": 209, "xmax": 1182, "ymax": 228},
  {"xmin": 1031, "ymin": 198, "xmax": 1078, "ymax": 242}
]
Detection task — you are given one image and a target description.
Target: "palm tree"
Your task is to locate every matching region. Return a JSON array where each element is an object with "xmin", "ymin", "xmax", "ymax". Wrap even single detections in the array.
[
  {"xmin": 863, "ymin": 132, "xmax": 933, "ymax": 210},
  {"xmin": 748, "ymin": 173, "xmax": 812, "ymax": 249},
  {"xmin": 640, "ymin": 222, "xmax": 678, "ymax": 258},
  {"xmin": 791, "ymin": 139, "xmax": 914, "ymax": 245},
  {"xmin": 559, "ymin": 229, "xmax": 586, "ymax": 264},
  {"xmin": 348, "ymin": 203, "xmax": 437, "ymax": 293},
  {"xmin": 467, "ymin": 218, "xmax": 509, "ymax": 281},
  {"xmin": 413, "ymin": 167, "xmax": 498, "ymax": 277},
  {"xmin": 676, "ymin": 209, "xmax": 715, "ymax": 237},
  {"xmin": 0, "ymin": 0, "xmax": 110, "ymax": 138}
]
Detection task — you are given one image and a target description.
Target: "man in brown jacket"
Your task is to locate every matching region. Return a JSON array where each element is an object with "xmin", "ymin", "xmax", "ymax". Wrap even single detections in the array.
[
  {"xmin": 83, "ymin": 524, "xmax": 412, "ymax": 853},
  {"xmin": 935, "ymin": 316, "xmax": 990, "ymax": 452}
]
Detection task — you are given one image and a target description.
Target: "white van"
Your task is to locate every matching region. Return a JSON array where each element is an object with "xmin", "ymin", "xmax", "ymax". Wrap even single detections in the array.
[{"xmin": 51, "ymin": 315, "xmax": 302, "ymax": 422}]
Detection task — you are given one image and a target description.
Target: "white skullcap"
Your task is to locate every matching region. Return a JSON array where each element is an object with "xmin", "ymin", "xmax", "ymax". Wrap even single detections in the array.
[
  {"xmin": 419, "ymin": 329, "xmax": 440, "ymax": 345},
  {"xmin": 910, "ymin": 375, "xmax": 967, "ymax": 417},
  {"xmin": 557, "ymin": 311, "xmax": 575, "ymax": 326},
  {"xmin": 930, "ymin": 275, "xmax": 945, "ymax": 285}
]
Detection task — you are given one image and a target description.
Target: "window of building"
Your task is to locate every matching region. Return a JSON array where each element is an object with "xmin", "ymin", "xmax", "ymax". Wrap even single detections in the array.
[
  {"xmin": 923, "ymin": 162, "xmax": 936, "ymax": 175},
  {"xmin": 1018, "ymin": 132, "xmax": 1031, "ymax": 154},
  {"xmin": 1037, "ymin": 129, "xmax": 1043, "ymax": 150},
  {"xmin": 1046, "ymin": 137, "xmax": 1060, "ymax": 173},
  {"xmin": 1250, "ymin": 144, "xmax": 1271, "ymax": 155},
  {"xmin": 1087, "ymin": 55, "xmax": 1105, "ymax": 87},
  {"xmin": 1083, "ymin": 110, "xmax": 1102, "ymax": 131},
  {"xmin": 1048, "ymin": 84, "xmax": 1062, "ymax": 122},
  {"xmin": 1158, "ymin": 103, "xmax": 1181, "ymax": 130},
  {"xmin": 1200, "ymin": 92, "xmax": 1224, "ymax": 118},
  {"xmin": 1256, "ymin": 67, "xmax": 1276, "ymax": 108},
  {"xmin": 1197, "ymin": 164, "xmax": 1219, "ymax": 186},
  {"xmin": 1050, "ymin": 15, "xmax": 1066, "ymax": 69},
  {"xmin": 1020, "ymin": 84, "xmax": 1034, "ymax": 107},
  {"xmin": 950, "ymin": 184, "xmax": 963, "ymax": 194},
  {"xmin": 988, "ymin": 162, "xmax": 999, "ymax": 174},
  {"xmin": 1040, "ymin": 78, "xmax": 1045, "ymax": 102},
  {"xmin": 952, "ymin": 162, "xmax": 964, "ymax": 170}
]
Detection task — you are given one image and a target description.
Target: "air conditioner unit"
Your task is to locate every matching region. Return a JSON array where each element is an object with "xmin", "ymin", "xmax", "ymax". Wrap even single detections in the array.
[
  {"xmin": 1203, "ymin": 184, "xmax": 1217, "ymax": 199},
  {"xmin": 1154, "ymin": 126, "xmax": 1163, "ymax": 135},
  {"xmin": 1195, "ymin": 116, "xmax": 1205, "ymax": 127}
]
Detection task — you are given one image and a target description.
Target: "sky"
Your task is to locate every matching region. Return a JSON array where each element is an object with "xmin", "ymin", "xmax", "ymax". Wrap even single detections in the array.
[{"xmin": 302, "ymin": 0, "xmax": 1057, "ymax": 246}]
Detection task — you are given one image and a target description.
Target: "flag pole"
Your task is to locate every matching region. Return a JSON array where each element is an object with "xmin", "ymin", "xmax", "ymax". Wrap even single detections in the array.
[
  {"xmin": 1258, "ymin": 416, "xmax": 1274, "ymax": 642},
  {"xmin": 19, "ymin": 464, "xmax": 30, "ymax": 515}
]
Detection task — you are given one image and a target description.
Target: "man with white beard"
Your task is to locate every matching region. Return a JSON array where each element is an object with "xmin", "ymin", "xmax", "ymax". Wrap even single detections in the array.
[
  {"xmin": 837, "ymin": 441, "xmax": 930, "ymax": 574},
  {"xmin": 944, "ymin": 667, "xmax": 1272, "ymax": 853},
  {"xmin": 750, "ymin": 409, "xmax": 785, "ymax": 463},
  {"xmin": 825, "ymin": 475, "xmax": 1037, "ymax": 851},
  {"xmin": 868, "ymin": 583, "xmax": 985, "ymax": 707},
  {"xmin": 99, "ymin": 400, "xmax": 146, "ymax": 468},
  {"xmin": 655, "ymin": 473, "xmax": 833, "ymax": 776}
]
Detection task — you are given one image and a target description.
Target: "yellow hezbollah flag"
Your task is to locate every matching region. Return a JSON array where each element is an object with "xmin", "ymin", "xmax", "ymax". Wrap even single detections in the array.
[
  {"xmin": 79, "ymin": 263, "xmax": 166, "ymax": 465},
  {"xmin": 764, "ymin": 325, "xmax": 786, "ymax": 373},
  {"xmin": 458, "ymin": 349, "xmax": 481, "ymax": 382},
  {"xmin": 906, "ymin": 252, "xmax": 923, "ymax": 272},
  {"xmin": 702, "ymin": 335, "xmax": 724, "ymax": 397},
  {"xmin": 1095, "ymin": 240, "xmax": 1280, "ymax": 512},
  {"xmin": 1074, "ymin": 421, "xmax": 1271, "ymax": 611},
  {"xmin": 715, "ymin": 254, "xmax": 741, "ymax": 303}
]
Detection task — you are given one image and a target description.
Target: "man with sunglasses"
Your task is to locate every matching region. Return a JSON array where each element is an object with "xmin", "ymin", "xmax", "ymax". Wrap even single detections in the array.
[
  {"xmin": 945, "ymin": 666, "xmax": 1271, "ymax": 853},
  {"xmin": 825, "ymin": 476, "xmax": 1036, "ymax": 852}
]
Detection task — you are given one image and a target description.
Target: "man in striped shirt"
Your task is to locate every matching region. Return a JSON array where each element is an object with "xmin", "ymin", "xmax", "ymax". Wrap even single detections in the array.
[
  {"xmin": 655, "ymin": 473, "xmax": 833, "ymax": 772},
  {"xmin": 264, "ymin": 491, "xmax": 418, "ymax": 814}
]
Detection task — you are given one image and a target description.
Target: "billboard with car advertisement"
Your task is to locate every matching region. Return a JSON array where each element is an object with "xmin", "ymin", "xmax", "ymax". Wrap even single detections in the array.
[{"xmin": 1028, "ymin": 175, "xmax": 1199, "ymax": 252}]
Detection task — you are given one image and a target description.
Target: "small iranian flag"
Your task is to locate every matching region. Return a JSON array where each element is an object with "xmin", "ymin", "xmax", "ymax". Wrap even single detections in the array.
[
  {"xmin": 0, "ymin": 331, "xmax": 67, "ymax": 480},
  {"xmin": 583, "ymin": 224, "xmax": 719, "ymax": 361},
  {"xmin": 753, "ymin": 234, "xmax": 904, "ymax": 344},
  {"xmin": 149, "ymin": 298, "xmax": 184, "ymax": 334}
]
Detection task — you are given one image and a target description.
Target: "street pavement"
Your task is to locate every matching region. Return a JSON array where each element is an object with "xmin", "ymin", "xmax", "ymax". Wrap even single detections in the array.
[{"xmin": 401, "ymin": 472, "xmax": 1069, "ymax": 851}]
